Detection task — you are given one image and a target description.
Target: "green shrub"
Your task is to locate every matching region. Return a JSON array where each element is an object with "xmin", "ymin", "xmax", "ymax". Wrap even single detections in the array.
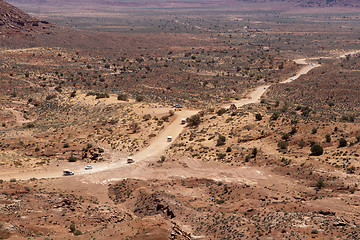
[
  {"xmin": 255, "ymin": 113, "xmax": 262, "ymax": 121},
  {"xmin": 325, "ymin": 134, "xmax": 331, "ymax": 143},
  {"xmin": 117, "ymin": 94, "xmax": 128, "ymax": 101},
  {"xmin": 270, "ymin": 112, "xmax": 279, "ymax": 120},
  {"xmin": 136, "ymin": 96, "xmax": 144, "ymax": 102},
  {"xmin": 46, "ymin": 94, "xmax": 57, "ymax": 100},
  {"xmin": 316, "ymin": 179, "xmax": 325, "ymax": 189},
  {"xmin": 187, "ymin": 114, "xmax": 201, "ymax": 127},
  {"xmin": 311, "ymin": 127, "xmax": 317, "ymax": 134},
  {"xmin": 252, "ymin": 148, "xmax": 258, "ymax": 157},
  {"xmin": 217, "ymin": 108, "xmax": 226, "ymax": 116},
  {"xmin": 278, "ymin": 141, "xmax": 288, "ymax": 150},
  {"xmin": 68, "ymin": 156, "xmax": 78, "ymax": 162},
  {"xmin": 338, "ymin": 138, "xmax": 347, "ymax": 147},
  {"xmin": 216, "ymin": 135, "xmax": 226, "ymax": 146},
  {"xmin": 310, "ymin": 144, "xmax": 323, "ymax": 156}
]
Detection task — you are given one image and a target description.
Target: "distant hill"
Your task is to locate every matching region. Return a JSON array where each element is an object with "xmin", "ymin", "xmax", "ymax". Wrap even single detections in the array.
[
  {"xmin": 6, "ymin": 0, "xmax": 360, "ymax": 10},
  {"xmin": 0, "ymin": 0, "xmax": 51, "ymax": 35}
]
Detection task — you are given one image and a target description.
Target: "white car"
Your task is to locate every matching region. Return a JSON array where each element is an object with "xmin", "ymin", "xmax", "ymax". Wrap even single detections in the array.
[{"xmin": 85, "ymin": 165, "xmax": 93, "ymax": 170}]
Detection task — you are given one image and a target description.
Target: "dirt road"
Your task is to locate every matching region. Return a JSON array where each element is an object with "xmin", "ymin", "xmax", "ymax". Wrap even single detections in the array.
[{"xmin": 1, "ymin": 50, "xmax": 357, "ymax": 182}]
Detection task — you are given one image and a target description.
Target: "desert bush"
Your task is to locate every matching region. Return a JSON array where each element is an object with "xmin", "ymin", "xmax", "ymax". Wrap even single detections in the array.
[
  {"xmin": 136, "ymin": 96, "xmax": 144, "ymax": 102},
  {"xmin": 158, "ymin": 156, "xmax": 166, "ymax": 163},
  {"xmin": 63, "ymin": 143, "xmax": 70, "ymax": 148},
  {"xmin": 325, "ymin": 134, "xmax": 331, "ymax": 142},
  {"xmin": 117, "ymin": 94, "xmax": 128, "ymax": 101},
  {"xmin": 338, "ymin": 138, "xmax": 347, "ymax": 147},
  {"xmin": 255, "ymin": 113, "xmax": 262, "ymax": 121},
  {"xmin": 282, "ymin": 133, "xmax": 291, "ymax": 141},
  {"xmin": 341, "ymin": 114, "xmax": 355, "ymax": 122},
  {"xmin": 347, "ymin": 166, "xmax": 356, "ymax": 174},
  {"xmin": 270, "ymin": 112, "xmax": 279, "ymax": 120},
  {"xmin": 226, "ymin": 147, "xmax": 232, "ymax": 152},
  {"xmin": 310, "ymin": 144, "xmax": 323, "ymax": 156},
  {"xmin": 316, "ymin": 179, "xmax": 325, "ymax": 189},
  {"xmin": 311, "ymin": 127, "xmax": 317, "ymax": 134},
  {"xmin": 129, "ymin": 122, "xmax": 140, "ymax": 133},
  {"xmin": 46, "ymin": 94, "xmax": 57, "ymax": 100},
  {"xmin": 143, "ymin": 114, "xmax": 151, "ymax": 121},
  {"xmin": 252, "ymin": 147, "xmax": 257, "ymax": 157},
  {"xmin": 70, "ymin": 91, "xmax": 76, "ymax": 98},
  {"xmin": 187, "ymin": 114, "xmax": 201, "ymax": 127},
  {"xmin": 216, "ymin": 135, "xmax": 226, "ymax": 146},
  {"xmin": 278, "ymin": 141, "xmax": 288, "ymax": 150},
  {"xmin": 95, "ymin": 93, "xmax": 109, "ymax": 99},
  {"xmin": 69, "ymin": 224, "xmax": 76, "ymax": 233},
  {"xmin": 161, "ymin": 115, "xmax": 169, "ymax": 122},
  {"xmin": 217, "ymin": 108, "xmax": 226, "ymax": 116},
  {"xmin": 68, "ymin": 156, "xmax": 78, "ymax": 162}
]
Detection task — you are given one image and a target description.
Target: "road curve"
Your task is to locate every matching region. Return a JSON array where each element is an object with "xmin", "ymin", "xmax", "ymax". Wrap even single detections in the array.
[{"xmin": 0, "ymin": 50, "xmax": 358, "ymax": 181}]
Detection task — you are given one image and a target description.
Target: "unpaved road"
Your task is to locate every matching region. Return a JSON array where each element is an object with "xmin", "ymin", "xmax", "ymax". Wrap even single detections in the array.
[{"xmin": 0, "ymin": 50, "xmax": 357, "ymax": 182}]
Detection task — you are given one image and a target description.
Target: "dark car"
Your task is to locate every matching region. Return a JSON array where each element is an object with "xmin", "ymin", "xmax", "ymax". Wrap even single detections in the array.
[{"xmin": 173, "ymin": 104, "xmax": 183, "ymax": 108}]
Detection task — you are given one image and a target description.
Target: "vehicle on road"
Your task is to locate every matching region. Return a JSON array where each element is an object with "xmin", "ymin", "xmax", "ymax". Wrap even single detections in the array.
[
  {"xmin": 181, "ymin": 118, "xmax": 186, "ymax": 124},
  {"xmin": 167, "ymin": 136, "xmax": 173, "ymax": 142},
  {"xmin": 127, "ymin": 157, "xmax": 135, "ymax": 163},
  {"xmin": 173, "ymin": 104, "xmax": 183, "ymax": 108},
  {"xmin": 63, "ymin": 169, "xmax": 74, "ymax": 176},
  {"xmin": 85, "ymin": 165, "xmax": 93, "ymax": 170}
]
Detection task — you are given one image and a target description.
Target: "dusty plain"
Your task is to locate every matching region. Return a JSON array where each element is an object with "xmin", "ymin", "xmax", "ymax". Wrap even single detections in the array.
[{"xmin": 0, "ymin": 0, "xmax": 360, "ymax": 239}]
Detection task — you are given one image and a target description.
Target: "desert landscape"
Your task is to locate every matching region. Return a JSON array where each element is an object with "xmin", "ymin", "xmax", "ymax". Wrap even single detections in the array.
[{"xmin": 0, "ymin": 0, "xmax": 359, "ymax": 239}]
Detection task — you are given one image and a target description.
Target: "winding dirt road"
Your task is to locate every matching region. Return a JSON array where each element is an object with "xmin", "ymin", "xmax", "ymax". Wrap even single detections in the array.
[{"xmin": 0, "ymin": 50, "xmax": 357, "ymax": 182}]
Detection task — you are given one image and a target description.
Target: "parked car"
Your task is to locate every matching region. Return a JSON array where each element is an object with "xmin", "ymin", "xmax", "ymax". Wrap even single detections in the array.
[
  {"xmin": 63, "ymin": 169, "xmax": 74, "ymax": 176},
  {"xmin": 85, "ymin": 165, "xmax": 93, "ymax": 170},
  {"xmin": 127, "ymin": 157, "xmax": 135, "ymax": 163}
]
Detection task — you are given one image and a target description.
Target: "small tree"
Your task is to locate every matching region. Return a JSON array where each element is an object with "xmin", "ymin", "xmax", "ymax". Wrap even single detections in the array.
[
  {"xmin": 217, "ymin": 108, "xmax": 227, "ymax": 116},
  {"xmin": 278, "ymin": 141, "xmax": 288, "ymax": 150},
  {"xmin": 325, "ymin": 134, "xmax": 331, "ymax": 143},
  {"xmin": 255, "ymin": 113, "xmax": 262, "ymax": 121},
  {"xmin": 216, "ymin": 135, "xmax": 226, "ymax": 146},
  {"xmin": 68, "ymin": 156, "xmax": 78, "ymax": 162},
  {"xmin": 117, "ymin": 94, "xmax": 128, "ymax": 101},
  {"xmin": 187, "ymin": 114, "xmax": 201, "ymax": 127},
  {"xmin": 338, "ymin": 138, "xmax": 347, "ymax": 148},
  {"xmin": 311, "ymin": 127, "xmax": 317, "ymax": 134},
  {"xmin": 136, "ymin": 95, "xmax": 144, "ymax": 102},
  {"xmin": 270, "ymin": 112, "xmax": 279, "ymax": 120},
  {"xmin": 252, "ymin": 147, "xmax": 257, "ymax": 157},
  {"xmin": 310, "ymin": 144, "xmax": 323, "ymax": 156},
  {"xmin": 316, "ymin": 179, "xmax": 325, "ymax": 189},
  {"xmin": 129, "ymin": 122, "xmax": 140, "ymax": 133}
]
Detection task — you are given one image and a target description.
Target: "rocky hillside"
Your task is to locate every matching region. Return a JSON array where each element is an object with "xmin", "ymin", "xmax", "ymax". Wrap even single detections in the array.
[{"xmin": 0, "ymin": 0, "xmax": 52, "ymax": 34}]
